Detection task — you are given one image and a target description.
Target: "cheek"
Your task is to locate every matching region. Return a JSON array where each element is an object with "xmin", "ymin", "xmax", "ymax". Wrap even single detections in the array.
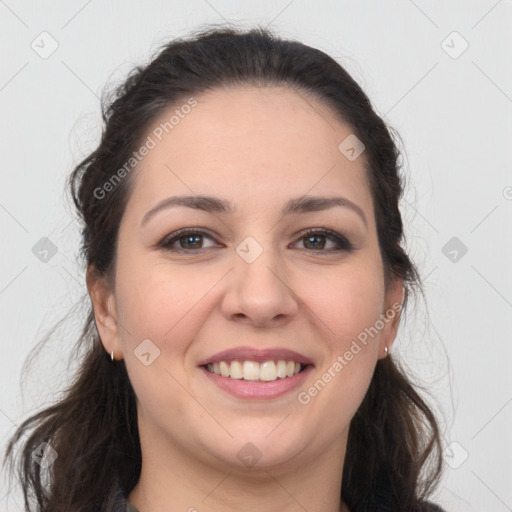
[
  {"xmin": 115, "ymin": 265, "xmax": 209, "ymax": 409},
  {"xmin": 304, "ymin": 261, "xmax": 385, "ymax": 345},
  {"xmin": 298, "ymin": 267, "xmax": 383, "ymax": 428},
  {"xmin": 308, "ymin": 262, "xmax": 384, "ymax": 406},
  {"xmin": 115, "ymin": 260, "xmax": 220, "ymax": 351}
]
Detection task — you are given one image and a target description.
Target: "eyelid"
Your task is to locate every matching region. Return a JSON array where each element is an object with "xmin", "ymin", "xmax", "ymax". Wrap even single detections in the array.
[
  {"xmin": 157, "ymin": 227, "xmax": 354, "ymax": 253},
  {"xmin": 157, "ymin": 227, "xmax": 220, "ymax": 250},
  {"xmin": 292, "ymin": 228, "xmax": 354, "ymax": 252}
]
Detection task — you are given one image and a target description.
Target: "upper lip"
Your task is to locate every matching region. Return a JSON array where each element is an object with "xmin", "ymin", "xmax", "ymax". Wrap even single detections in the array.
[{"xmin": 197, "ymin": 346, "xmax": 314, "ymax": 366}]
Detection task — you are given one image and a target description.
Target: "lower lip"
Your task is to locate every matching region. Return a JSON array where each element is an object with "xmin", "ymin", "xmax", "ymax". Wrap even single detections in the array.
[{"xmin": 199, "ymin": 365, "xmax": 314, "ymax": 399}]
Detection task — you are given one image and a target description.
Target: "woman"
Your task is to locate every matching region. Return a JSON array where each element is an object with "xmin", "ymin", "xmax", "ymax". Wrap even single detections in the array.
[{"xmin": 3, "ymin": 26, "xmax": 446, "ymax": 512}]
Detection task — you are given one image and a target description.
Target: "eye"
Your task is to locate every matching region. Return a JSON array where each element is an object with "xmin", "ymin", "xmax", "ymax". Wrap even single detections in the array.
[
  {"xmin": 292, "ymin": 228, "xmax": 354, "ymax": 252},
  {"xmin": 158, "ymin": 228, "xmax": 219, "ymax": 253},
  {"xmin": 157, "ymin": 227, "xmax": 354, "ymax": 254}
]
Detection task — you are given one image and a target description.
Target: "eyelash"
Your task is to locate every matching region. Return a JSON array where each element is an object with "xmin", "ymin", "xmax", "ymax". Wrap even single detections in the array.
[{"xmin": 157, "ymin": 227, "xmax": 354, "ymax": 254}]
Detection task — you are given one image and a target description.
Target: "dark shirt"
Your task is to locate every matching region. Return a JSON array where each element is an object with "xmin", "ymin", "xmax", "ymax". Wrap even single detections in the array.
[
  {"xmin": 109, "ymin": 481, "xmax": 446, "ymax": 512},
  {"xmin": 126, "ymin": 498, "xmax": 138, "ymax": 512}
]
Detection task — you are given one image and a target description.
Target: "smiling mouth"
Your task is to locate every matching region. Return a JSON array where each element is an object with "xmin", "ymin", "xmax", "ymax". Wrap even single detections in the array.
[{"xmin": 200, "ymin": 360, "xmax": 312, "ymax": 382}]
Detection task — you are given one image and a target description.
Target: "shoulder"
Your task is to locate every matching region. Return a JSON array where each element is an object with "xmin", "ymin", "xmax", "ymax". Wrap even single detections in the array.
[
  {"xmin": 418, "ymin": 501, "xmax": 447, "ymax": 512},
  {"xmin": 93, "ymin": 480, "xmax": 129, "ymax": 512},
  {"xmin": 111, "ymin": 481, "xmax": 129, "ymax": 512}
]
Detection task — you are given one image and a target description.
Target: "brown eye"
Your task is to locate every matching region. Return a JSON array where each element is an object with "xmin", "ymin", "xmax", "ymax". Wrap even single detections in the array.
[
  {"xmin": 158, "ymin": 229, "xmax": 218, "ymax": 252},
  {"xmin": 293, "ymin": 229, "xmax": 354, "ymax": 252},
  {"xmin": 157, "ymin": 227, "xmax": 354, "ymax": 254}
]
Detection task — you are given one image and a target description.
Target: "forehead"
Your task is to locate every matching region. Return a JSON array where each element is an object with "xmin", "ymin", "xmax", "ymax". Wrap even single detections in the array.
[{"xmin": 125, "ymin": 85, "xmax": 373, "ymax": 220}]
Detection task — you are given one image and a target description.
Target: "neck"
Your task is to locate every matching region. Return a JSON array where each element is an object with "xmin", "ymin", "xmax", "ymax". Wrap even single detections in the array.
[
  {"xmin": 129, "ymin": 471, "xmax": 350, "ymax": 512},
  {"xmin": 128, "ymin": 421, "xmax": 351, "ymax": 512}
]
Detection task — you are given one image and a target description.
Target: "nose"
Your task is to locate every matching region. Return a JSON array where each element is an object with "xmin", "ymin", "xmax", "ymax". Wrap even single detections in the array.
[{"xmin": 221, "ymin": 242, "xmax": 299, "ymax": 328}]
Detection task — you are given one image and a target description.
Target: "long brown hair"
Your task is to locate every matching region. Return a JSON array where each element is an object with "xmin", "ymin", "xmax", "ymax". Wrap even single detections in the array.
[{"xmin": 3, "ymin": 25, "xmax": 444, "ymax": 512}]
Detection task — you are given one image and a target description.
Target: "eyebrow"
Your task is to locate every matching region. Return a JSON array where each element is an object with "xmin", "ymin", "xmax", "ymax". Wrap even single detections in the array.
[{"xmin": 140, "ymin": 194, "xmax": 368, "ymax": 228}]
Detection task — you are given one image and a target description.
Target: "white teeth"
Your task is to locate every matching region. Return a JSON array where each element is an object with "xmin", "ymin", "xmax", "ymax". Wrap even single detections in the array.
[
  {"xmin": 219, "ymin": 361, "xmax": 230, "ymax": 377},
  {"xmin": 243, "ymin": 361, "xmax": 260, "ymax": 380},
  {"xmin": 276, "ymin": 360, "xmax": 288, "ymax": 378},
  {"xmin": 259, "ymin": 361, "xmax": 276, "ymax": 381},
  {"xmin": 230, "ymin": 361, "xmax": 243, "ymax": 379},
  {"xmin": 205, "ymin": 360, "xmax": 305, "ymax": 381}
]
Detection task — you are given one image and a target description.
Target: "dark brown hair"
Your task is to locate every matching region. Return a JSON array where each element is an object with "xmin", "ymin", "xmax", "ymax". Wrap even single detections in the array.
[{"xmin": 3, "ymin": 25, "xmax": 444, "ymax": 512}]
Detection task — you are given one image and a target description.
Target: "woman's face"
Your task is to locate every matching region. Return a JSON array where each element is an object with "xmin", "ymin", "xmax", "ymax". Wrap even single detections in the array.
[{"xmin": 90, "ymin": 85, "xmax": 403, "ymax": 473}]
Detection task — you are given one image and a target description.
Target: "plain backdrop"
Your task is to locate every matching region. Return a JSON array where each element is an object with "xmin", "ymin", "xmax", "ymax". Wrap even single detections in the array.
[{"xmin": 1, "ymin": 1, "xmax": 511, "ymax": 511}]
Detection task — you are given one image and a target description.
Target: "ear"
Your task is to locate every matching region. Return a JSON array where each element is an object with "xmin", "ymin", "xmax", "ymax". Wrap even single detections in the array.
[
  {"xmin": 86, "ymin": 265, "xmax": 122, "ymax": 360},
  {"xmin": 378, "ymin": 276, "xmax": 405, "ymax": 359}
]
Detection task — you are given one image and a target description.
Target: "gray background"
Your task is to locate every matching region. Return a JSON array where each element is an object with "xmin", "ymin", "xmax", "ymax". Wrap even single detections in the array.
[{"xmin": 1, "ymin": 1, "xmax": 511, "ymax": 511}]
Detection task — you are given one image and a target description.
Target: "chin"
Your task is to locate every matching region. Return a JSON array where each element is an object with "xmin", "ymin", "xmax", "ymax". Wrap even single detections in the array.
[{"xmin": 213, "ymin": 431, "xmax": 309, "ymax": 470}]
